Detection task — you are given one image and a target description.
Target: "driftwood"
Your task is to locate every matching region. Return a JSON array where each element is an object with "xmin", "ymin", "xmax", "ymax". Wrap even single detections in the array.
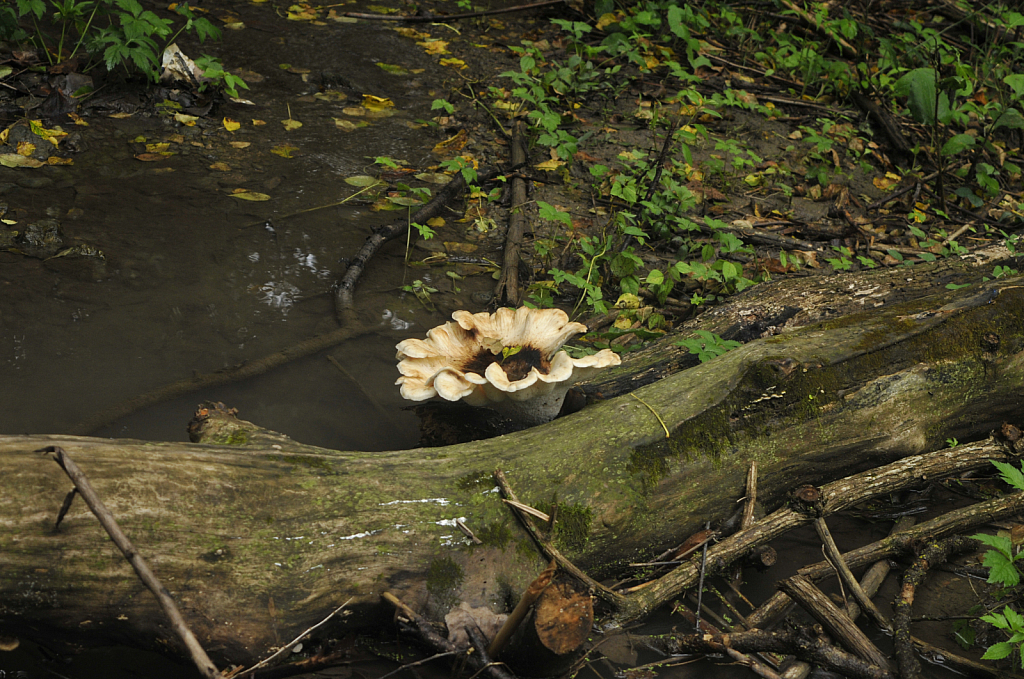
[{"xmin": 1, "ymin": 259, "xmax": 1023, "ymax": 665}]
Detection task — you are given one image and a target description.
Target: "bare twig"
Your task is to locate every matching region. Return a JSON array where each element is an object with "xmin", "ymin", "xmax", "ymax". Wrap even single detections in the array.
[
  {"xmin": 815, "ymin": 517, "xmax": 892, "ymax": 631},
  {"xmin": 42, "ymin": 446, "xmax": 219, "ymax": 679},
  {"xmin": 494, "ymin": 470, "xmax": 627, "ymax": 607},
  {"xmin": 232, "ymin": 598, "xmax": 353, "ymax": 678}
]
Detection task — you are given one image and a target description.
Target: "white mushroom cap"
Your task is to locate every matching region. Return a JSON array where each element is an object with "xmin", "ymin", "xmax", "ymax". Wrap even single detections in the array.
[{"xmin": 395, "ymin": 307, "xmax": 620, "ymax": 424}]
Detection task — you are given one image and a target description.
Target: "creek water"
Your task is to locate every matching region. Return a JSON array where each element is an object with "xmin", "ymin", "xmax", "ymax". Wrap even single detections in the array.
[
  {"xmin": 0, "ymin": 2, "xmax": 979, "ymax": 677},
  {"xmin": 0, "ymin": 3, "xmax": 455, "ymax": 449}
]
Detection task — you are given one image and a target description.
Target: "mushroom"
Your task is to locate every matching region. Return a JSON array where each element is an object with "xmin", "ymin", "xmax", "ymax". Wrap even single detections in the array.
[{"xmin": 396, "ymin": 307, "xmax": 620, "ymax": 425}]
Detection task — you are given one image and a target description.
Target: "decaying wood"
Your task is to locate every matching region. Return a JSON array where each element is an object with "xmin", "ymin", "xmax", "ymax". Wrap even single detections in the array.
[
  {"xmin": 748, "ymin": 491, "xmax": 1024, "ymax": 630},
  {"xmin": 893, "ymin": 536, "xmax": 977, "ymax": 679},
  {"xmin": 488, "ymin": 559, "xmax": 555, "ymax": 659},
  {"xmin": 777, "ymin": 575, "xmax": 891, "ymax": 672},
  {"xmin": 814, "ymin": 517, "xmax": 891, "ymax": 632},
  {"xmin": 1, "ymin": 268, "xmax": 1023, "ymax": 665},
  {"xmin": 660, "ymin": 628, "xmax": 890, "ymax": 679},
  {"xmin": 382, "ymin": 591, "xmax": 514, "ymax": 679},
  {"xmin": 504, "ymin": 575, "xmax": 593, "ymax": 677},
  {"xmin": 45, "ymin": 446, "xmax": 220, "ymax": 679}
]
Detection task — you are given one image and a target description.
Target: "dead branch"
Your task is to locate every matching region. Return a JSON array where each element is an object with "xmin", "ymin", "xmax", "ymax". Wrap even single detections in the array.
[
  {"xmin": 659, "ymin": 628, "xmax": 890, "ymax": 679},
  {"xmin": 381, "ymin": 592, "xmax": 516, "ymax": 679},
  {"xmin": 749, "ymin": 490, "xmax": 1024, "ymax": 629},
  {"xmin": 815, "ymin": 517, "xmax": 891, "ymax": 632},
  {"xmin": 43, "ymin": 445, "xmax": 220, "ymax": 679},
  {"xmin": 893, "ymin": 536, "xmax": 978, "ymax": 679},
  {"xmin": 494, "ymin": 121, "xmax": 529, "ymax": 306},
  {"xmin": 618, "ymin": 439, "xmax": 1014, "ymax": 622},
  {"xmin": 777, "ymin": 575, "xmax": 891, "ymax": 671}
]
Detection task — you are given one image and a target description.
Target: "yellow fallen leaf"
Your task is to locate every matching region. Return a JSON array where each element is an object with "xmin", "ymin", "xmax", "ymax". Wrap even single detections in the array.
[
  {"xmin": 535, "ymin": 158, "xmax": 564, "ymax": 171},
  {"xmin": 333, "ymin": 118, "xmax": 366, "ymax": 132},
  {"xmin": 416, "ymin": 39, "xmax": 449, "ymax": 55},
  {"xmin": 175, "ymin": 113, "xmax": 198, "ymax": 126},
  {"xmin": 286, "ymin": 3, "xmax": 318, "ymax": 20},
  {"xmin": 30, "ymin": 120, "xmax": 67, "ymax": 146},
  {"xmin": 230, "ymin": 141, "xmax": 251, "ymax": 149},
  {"xmin": 281, "ymin": 118, "xmax": 302, "ymax": 131},
  {"xmin": 16, "ymin": 141, "xmax": 35, "ymax": 157},
  {"xmin": 230, "ymin": 190, "xmax": 271, "ymax": 201},
  {"xmin": 314, "ymin": 91, "xmax": 347, "ymax": 102},
  {"xmin": 146, "ymin": 142, "xmax": 171, "ymax": 153},
  {"xmin": 68, "ymin": 113, "xmax": 89, "ymax": 126},
  {"xmin": 432, "ymin": 129, "xmax": 467, "ymax": 155},
  {"xmin": 341, "ymin": 107, "xmax": 366, "ymax": 117},
  {"xmin": 108, "ymin": 112, "xmax": 134, "ymax": 119},
  {"xmin": 439, "ymin": 58, "xmax": 467, "ymax": 69},
  {"xmin": 223, "ymin": 117, "xmax": 241, "ymax": 132},
  {"xmin": 209, "ymin": 162, "xmax": 231, "ymax": 171},
  {"xmin": 0, "ymin": 153, "xmax": 42, "ymax": 167},
  {"xmin": 427, "ymin": 217, "xmax": 445, "ymax": 227},
  {"xmin": 47, "ymin": 157, "xmax": 73, "ymax": 166},
  {"xmin": 872, "ymin": 171, "xmax": 902, "ymax": 190},
  {"xmin": 394, "ymin": 27, "xmax": 431, "ymax": 40},
  {"xmin": 271, "ymin": 144, "xmax": 299, "ymax": 158},
  {"xmin": 252, "ymin": 119, "xmax": 266, "ymax": 126},
  {"xmin": 168, "ymin": 134, "xmax": 184, "ymax": 143},
  {"xmin": 362, "ymin": 94, "xmax": 394, "ymax": 111},
  {"xmin": 223, "ymin": 21, "xmax": 245, "ymax": 29}
]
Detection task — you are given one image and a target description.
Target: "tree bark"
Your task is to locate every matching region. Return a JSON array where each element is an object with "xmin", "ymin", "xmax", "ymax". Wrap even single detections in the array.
[{"xmin": 1, "ymin": 263, "xmax": 1023, "ymax": 666}]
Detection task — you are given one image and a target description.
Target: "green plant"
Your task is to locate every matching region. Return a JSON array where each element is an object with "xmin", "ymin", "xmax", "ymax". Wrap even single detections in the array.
[
  {"xmin": 971, "ymin": 460, "xmax": 1024, "ymax": 666},
  {"xmin": 3, "ymin": 0, "xmax": 233, "ymax": 89},
  {"xmin": 402, "ymin": 279, "xmax": 437, "ymax": 309},
  {"xmin": 674, "ymin": 330, "xmax": 740, "ymax": 362}
]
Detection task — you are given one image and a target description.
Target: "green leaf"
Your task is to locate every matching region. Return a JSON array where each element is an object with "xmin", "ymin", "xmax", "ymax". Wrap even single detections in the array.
[
  {"xmin": 994, "ymin": 108, "xmax": 1024, "ymax": 132},
  {"xmin": 973, "ymin": 532, "xmax": 1012, "ymax": 554},
  {"xmin": 647, "ymin": 269, "xmax": 664, "ymax": 285},
  {"xmin": 537, "ymin": 201, "xmax": 572, "ymax": 227},
  {"xmin": 982, "ymin": 547, "xmax": 1020, "ymax": 586},
  {"xmin": 894, "ymin": 68, "xmax": 937, "ymax": 125},
  {"xmin": 1006, "ymin": 74, "xmax": 1024, "ymax": 97},
  {"xmin": 344, "ymin": 175, "xmax": 381, "ymax": 187},
  {"xmin": 941, "ymin": 133, "xmax": 975, "ymax": 156},
  {"xmin": 981, "ymin": 641, "xmax": 1014, "ymax": 660},
  {"xmin": 992, "ymin": 459, "xmax": 1024, "ymax": 491},
  {"xmin": 1005, "ymin": 606, "xmax": 1024, "ymax": 631}
]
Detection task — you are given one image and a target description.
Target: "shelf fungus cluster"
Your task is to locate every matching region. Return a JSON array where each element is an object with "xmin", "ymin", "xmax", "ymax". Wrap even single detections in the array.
[{"xmin": 396, "ymin": 307, "xmax": 620, "ymax": 425}]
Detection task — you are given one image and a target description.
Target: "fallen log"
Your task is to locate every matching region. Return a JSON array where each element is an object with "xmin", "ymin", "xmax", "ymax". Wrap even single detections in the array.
[{"xmin": 1, "ymin": 264, "xmax": 1023, "ymax": 666}]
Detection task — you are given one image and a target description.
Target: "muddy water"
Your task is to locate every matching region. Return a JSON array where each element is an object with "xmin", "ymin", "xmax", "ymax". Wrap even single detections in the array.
[{"xmin": 0, "ymin": 4, "xmax": 467, "ymax": 449}]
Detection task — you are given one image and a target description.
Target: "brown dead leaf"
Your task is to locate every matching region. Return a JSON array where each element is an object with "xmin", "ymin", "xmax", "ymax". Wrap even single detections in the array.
[
  {"xmin": 573, "ymin": 150, "xmax": 602, "ymax": 163},
  {"xmin": 134, "ymin": 153, "xmax": 172, "ymax": 161}
]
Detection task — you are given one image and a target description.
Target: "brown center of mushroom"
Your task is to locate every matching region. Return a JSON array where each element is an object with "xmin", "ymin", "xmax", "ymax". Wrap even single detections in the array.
[{"xmin": 461, "ymin": 346, "xmax": 548, "ymax": 382}]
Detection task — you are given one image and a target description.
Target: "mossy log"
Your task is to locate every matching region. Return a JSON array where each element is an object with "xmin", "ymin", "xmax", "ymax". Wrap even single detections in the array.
[{"xmin": 2, "ymin": 265, "xmax": 1023, "ymax": 667}]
